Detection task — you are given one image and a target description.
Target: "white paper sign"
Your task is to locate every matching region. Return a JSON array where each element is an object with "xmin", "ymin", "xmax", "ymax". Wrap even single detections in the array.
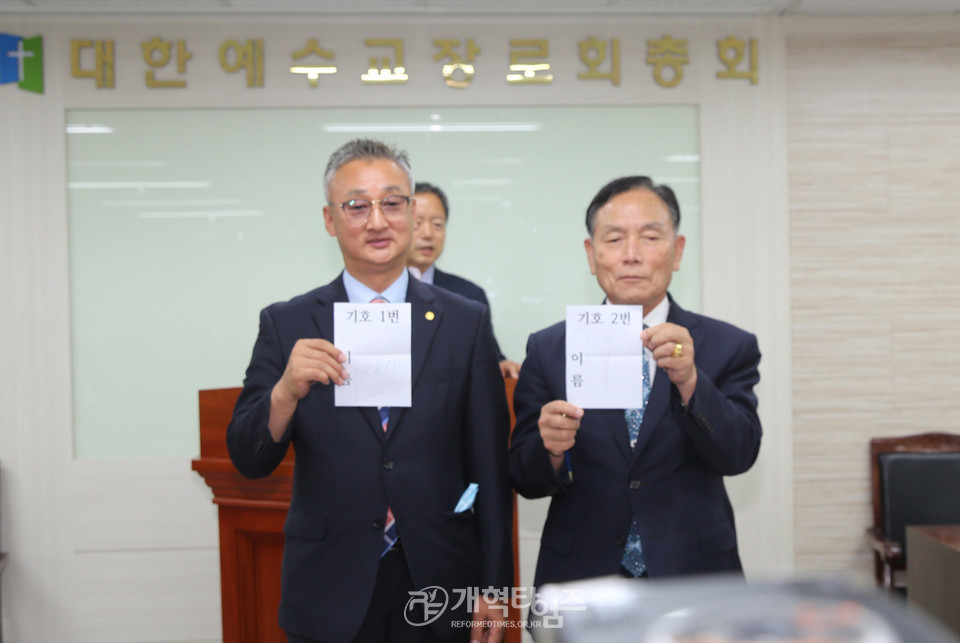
[
  {"xmin": 565, "ymin": 305, "xmax": 645, "ymax": 409},
  {"xmin": 334, "ymin": 302, "xmax": 412, "ymax": 408}
]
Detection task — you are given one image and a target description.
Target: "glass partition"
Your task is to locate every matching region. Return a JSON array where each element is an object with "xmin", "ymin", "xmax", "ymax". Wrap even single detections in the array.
[{"xmin": 66, "ymin": 106, "xmax": 701, "ymax": 458}]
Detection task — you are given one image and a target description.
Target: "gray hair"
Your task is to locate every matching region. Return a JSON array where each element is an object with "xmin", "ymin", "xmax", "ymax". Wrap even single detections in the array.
[{"xmin": 323, "ymin": 139, "xmax": 414, "ymax": 203}]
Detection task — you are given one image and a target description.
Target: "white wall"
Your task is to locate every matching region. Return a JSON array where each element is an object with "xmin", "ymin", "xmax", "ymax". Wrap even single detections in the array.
[{"xmin": 786, "ymin": 15, "xmax": 960, "ymax": 585}]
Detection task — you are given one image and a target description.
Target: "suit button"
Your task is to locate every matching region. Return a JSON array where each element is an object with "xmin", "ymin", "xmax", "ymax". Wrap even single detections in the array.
[
  {"xmin": 629, "ymin": 480, "xmax": 642, "ymax": 490},
  {"xmin": 383, "ymin": 461, "xmax": 394, "ymax": 470},
  {"xmin": 372, "ymin": 518, "xmax": 384, "ymax": 529},
  {"xmin": 615, "ymin": 537, "xmax": 626, "ymax": 547}
]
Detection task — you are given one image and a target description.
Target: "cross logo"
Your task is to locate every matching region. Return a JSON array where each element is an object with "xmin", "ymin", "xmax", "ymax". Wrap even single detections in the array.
[{"xmin": 1, "ymin": 33, "xmax": 44, "ymax": 94}]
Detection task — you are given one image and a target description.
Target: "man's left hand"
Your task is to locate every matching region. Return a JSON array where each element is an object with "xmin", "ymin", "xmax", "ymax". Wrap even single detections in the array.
[
  {"xmin": 643, "ymin": 322, "xmax": 697, "ymax": 405},
  {"xmin": 499, "ymin": 359, "xmax": 521, "ymax": 380}
]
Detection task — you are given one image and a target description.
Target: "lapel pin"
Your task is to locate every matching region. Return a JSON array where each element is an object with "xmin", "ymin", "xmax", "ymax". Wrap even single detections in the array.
[{"xmin": 425, "ymin": 311, "xmax": 435, "ymax": 321}]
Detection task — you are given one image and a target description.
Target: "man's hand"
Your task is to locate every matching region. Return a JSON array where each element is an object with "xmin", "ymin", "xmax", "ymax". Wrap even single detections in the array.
[
  {"xmin": 498, "ymin": 359, "xmax": 521, "ymax": 379},
  {"xmin": 538, "ymin": 400, "xmax": 584, "ymax": 472},
  {"xmin": 268, "ymin": 338, "xmax": 347, "ymax": 440},
  {"xmin": 470, "ymin": 595, "xmax": 507, "ymax": 643},
  {"xmin": 643, "ymin": 322, "xmax": 697, "ymax": 405},
  {"xmin": 275, "ymin": 338, "xmax": 348, "ymax": 401}
]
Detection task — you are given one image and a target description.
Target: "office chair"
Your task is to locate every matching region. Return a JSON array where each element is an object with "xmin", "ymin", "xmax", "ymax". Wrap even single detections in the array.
[{"xmin": 865, "ymin": 432, "xmax": 960, "ymax": 592}]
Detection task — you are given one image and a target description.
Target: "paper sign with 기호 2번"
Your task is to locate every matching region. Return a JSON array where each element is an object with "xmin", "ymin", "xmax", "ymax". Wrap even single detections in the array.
[{"xmin": 565, "ymin": 305, "xmax": 646, "ymax": 409}]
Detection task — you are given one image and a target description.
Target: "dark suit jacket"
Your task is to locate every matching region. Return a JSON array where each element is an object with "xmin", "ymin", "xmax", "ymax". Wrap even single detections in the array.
[
  {"xmin": 227, "ymin": 274, "xmax": 514, "ymax": 642},
  {"xmin": 509, "ymin": 295, "xmax": 761, "ymax": 587},
  {"xmin": 433, "ymin": 267, "xmax": 506, "ymax": 361}
]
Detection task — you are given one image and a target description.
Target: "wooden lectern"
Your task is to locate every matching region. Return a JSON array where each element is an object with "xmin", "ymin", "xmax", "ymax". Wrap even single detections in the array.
[{"xmin": 192, "ymin": 380, "xmax": 522, "ymax": 643}]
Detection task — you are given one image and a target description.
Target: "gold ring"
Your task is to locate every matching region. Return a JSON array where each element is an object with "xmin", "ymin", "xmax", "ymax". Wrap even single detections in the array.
[{"xmin": 671, "ymin": 343, "xmax": 683, "ymax": 358}]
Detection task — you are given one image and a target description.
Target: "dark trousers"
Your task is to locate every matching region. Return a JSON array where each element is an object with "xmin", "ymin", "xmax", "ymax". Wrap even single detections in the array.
[{"xmin": 286, "ymin": 547, "xmax": 462, "ymax": 643}]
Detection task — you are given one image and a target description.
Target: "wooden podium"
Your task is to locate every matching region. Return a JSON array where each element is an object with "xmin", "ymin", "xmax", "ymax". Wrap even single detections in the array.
[{"xmin": 192, "ymin": 380, "xmax": 522, "ymax": 643}]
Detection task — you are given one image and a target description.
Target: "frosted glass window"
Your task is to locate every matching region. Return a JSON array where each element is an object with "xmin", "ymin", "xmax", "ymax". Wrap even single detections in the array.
[{"xmin": 66, "ymin": 106, "xmax": 701, "ymax": 458}]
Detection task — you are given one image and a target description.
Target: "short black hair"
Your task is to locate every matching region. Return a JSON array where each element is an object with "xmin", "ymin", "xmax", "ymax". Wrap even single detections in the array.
[
  {"xmin": 414, "ymin": 182, "xmax": 450, "ymax": 221},
  {"xmin": 585, "ymin": 176, "xmax": 681, "ymax": 236}
]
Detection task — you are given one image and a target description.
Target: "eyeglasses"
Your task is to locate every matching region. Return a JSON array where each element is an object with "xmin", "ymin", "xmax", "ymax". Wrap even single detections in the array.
[{"xmin": 338, "ymin": 195, "xmax": 411, "ymax": 222}]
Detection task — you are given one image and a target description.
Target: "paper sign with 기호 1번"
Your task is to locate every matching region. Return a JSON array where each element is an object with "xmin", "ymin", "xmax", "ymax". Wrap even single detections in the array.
[
  {"xmin": 334, "ymin": 302, "xmax": 412, "ymax": 408},
  {"xmin": 565, "ymin": 305, "xmax": 646, "ymax": 409}
]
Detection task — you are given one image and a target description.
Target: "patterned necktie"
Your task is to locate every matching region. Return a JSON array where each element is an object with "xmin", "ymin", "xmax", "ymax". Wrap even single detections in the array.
[
  {"xmin": 622, "ymin": 342, "xmax": 651, "ymax": 576},
  {"xmin": 371, "ymin": 296, "xmax": 399, "ymax": 556},
  {"xmin": 379, "ymin": 404, "xmax": 398, "ymax": 556}
]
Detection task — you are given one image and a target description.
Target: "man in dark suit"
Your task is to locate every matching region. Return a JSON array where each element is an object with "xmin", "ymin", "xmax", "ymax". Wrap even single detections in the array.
[
  {"xmin": 509, "ymin": 176, "xmax": 761, "ymax": 589},
  {"xmin": 227, "ymin": 139, "xmax": 513, "ymax": 643},
  {"xmin": 407, "ymin": 182, "xmax": 521, "ymax": 379}
]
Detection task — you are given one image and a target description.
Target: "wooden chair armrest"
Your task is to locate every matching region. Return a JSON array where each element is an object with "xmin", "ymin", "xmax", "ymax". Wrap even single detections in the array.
[{"xmin": 865, "ymin": 527, "xmax": 903, "ymax": 562}]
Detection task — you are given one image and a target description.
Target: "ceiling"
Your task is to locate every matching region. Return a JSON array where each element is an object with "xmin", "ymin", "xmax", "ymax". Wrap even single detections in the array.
[{"xmin": 2, "ymin": 0, "xmax": 960, "ymax": 16}]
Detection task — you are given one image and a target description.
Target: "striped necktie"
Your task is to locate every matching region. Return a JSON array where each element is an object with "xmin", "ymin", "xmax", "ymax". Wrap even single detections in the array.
[
  {"xmin": 379, "ymin": 404, "xmax": 398, "ymax": 556},
  {"xmin": 371, "ymin": 296, "xmax": 399, "ymax": 556}
]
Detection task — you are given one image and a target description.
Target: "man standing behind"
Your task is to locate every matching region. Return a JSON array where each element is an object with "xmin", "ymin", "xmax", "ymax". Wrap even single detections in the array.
[
  {"xmin": 407, "ymin": 182, "xmax": 521, "ymax": 379},
  {"xmin": 509, "ymin": 176, "xmax": 761, "ymax": 587},
  {"xmin": 227, "ymin": 139, "xmax": 513, "ymax": 642}
]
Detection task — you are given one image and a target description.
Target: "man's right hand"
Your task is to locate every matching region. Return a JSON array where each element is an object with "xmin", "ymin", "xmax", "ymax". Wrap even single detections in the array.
[
  {"xmin": 268, "ymin": 339, "xmax": 347, "ymax": 440},
  {"xmin": 538, "ymin": 400, "xmax": 584, "ymax": 472}
]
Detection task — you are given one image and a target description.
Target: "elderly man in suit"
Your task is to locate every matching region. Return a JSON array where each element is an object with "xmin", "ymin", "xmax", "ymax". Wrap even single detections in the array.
[
  {"xmin": 227, "ymin": 139, "xmax": 513, "ymax": 643},
  {"xmin": 407, "ymin": 181, "xmax": 521, "ymax": 379},
  {"xmin": 509, "ymin": 175, "xmax": 762, "ymax": 589}
]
